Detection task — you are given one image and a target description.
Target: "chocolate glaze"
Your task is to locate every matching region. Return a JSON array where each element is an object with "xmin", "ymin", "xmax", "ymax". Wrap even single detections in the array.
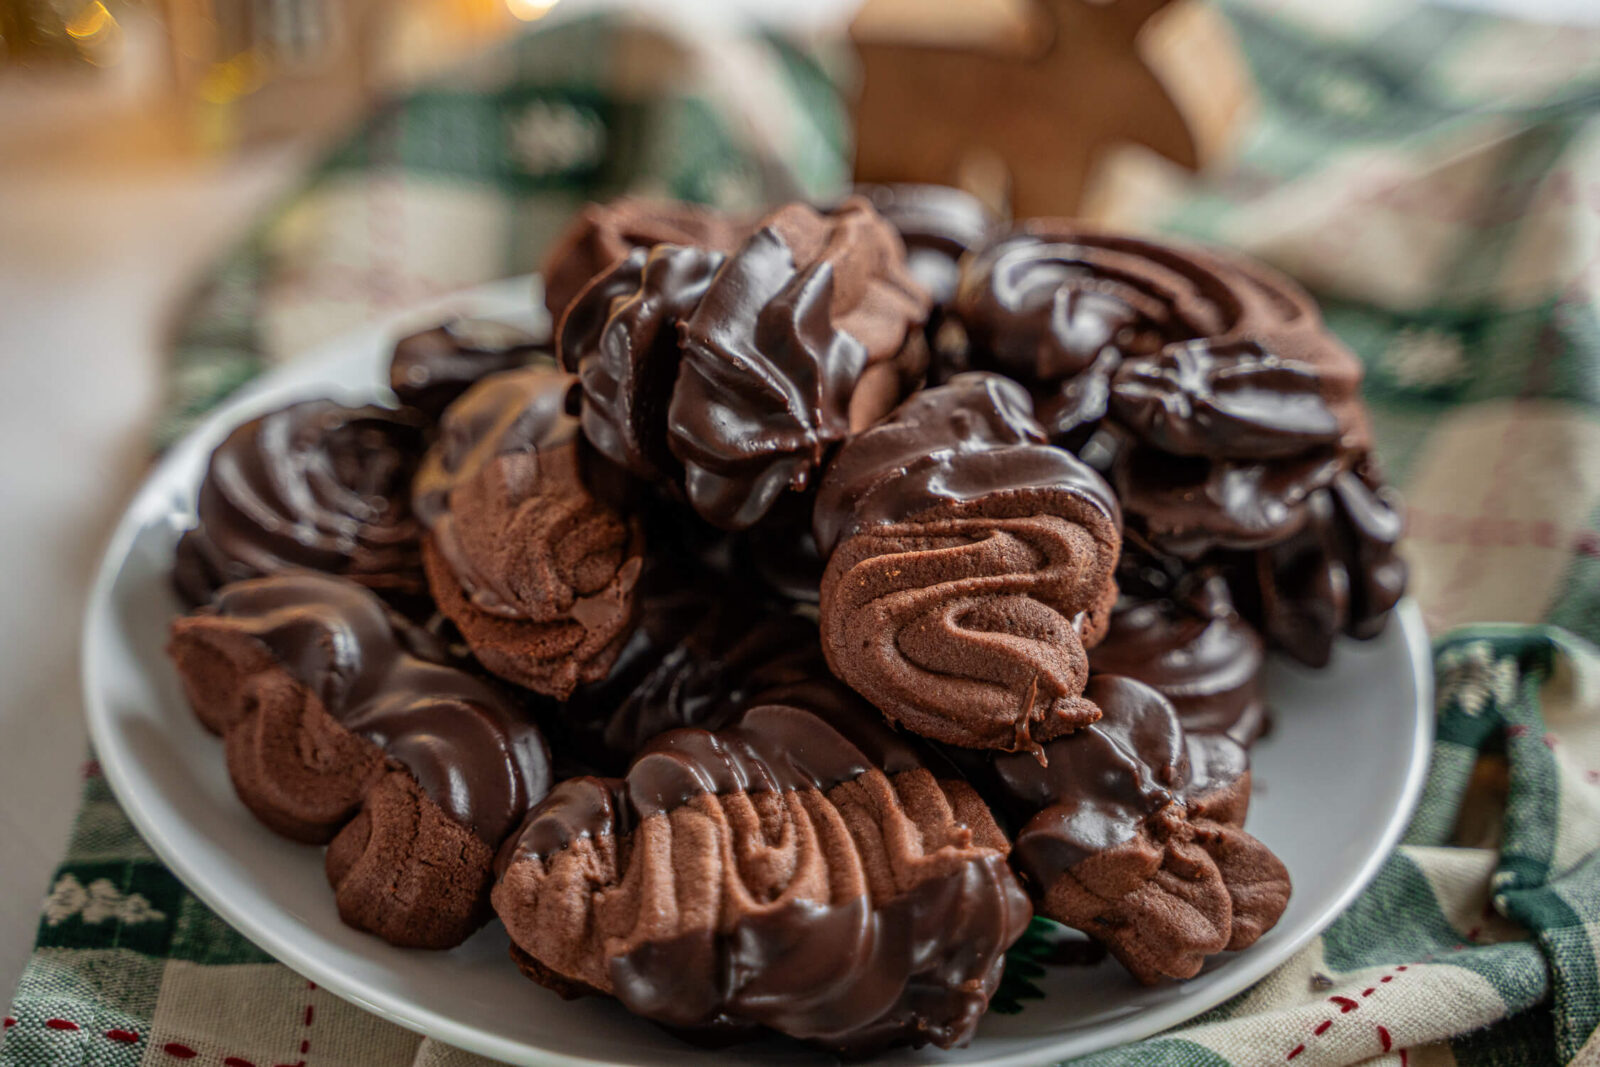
[
  {"xmin": 951, "ymin": 226, "xmax": 1368, "ymax": 449},
  {"xmin": 1237, "ymin": 458, "xmax": 1408, "ymax": 667},
  {"xmin": 854, "ymin": 183, "xmax": 999, "ymax": 305},
  {"xmin": 390, "ymin": 317, "xmax": 552, "ymax": 419},
  {"xmin": 993, "ymin": 675, "xmax": 1246, "ymax": 882},
  {"xmin": 540, "ymin": 198, "xmax": 742, "ymax": 325},
  {"xmin": 174, "ymin": 400, "xmax": 426, "ymax": 605},
  {"xmin": 814, "ymin": 373, "xmax": 1123, "ymax": 753},
  {"xmin": 562, "ymin": 565, "xmax": 822, "ymax": 771},
  {"xmin": 1108, "ymin": 441, "xmax": 1348, "ymax": 558},
  {"xmin": 670, "ymin": 198, "xmax": 932, "ymax": 530},
  {"xmin": 813, "ymin": 372, "xmax": 1119, "ymax": 555},
  {"xmin": 201, "ymin": 573, "xmax": 550, "ymax": 844},
  {"xmin": 411, "ymin": 366, "xmax": 623, "ymax": 621},
  {"xmin": 499, "ymin": 687, "xmax": 1030, "ymax": 1053},
  {"xmin": 1089, "ymin": 575, "xmax": 1268, "ymax": 745},
  {"xmin": 557, "ymin": 243, "xmax": 725, "ymax": 482}
]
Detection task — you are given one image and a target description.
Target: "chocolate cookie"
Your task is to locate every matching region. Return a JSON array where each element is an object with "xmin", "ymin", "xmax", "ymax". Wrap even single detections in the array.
[
  {"xmin": 1231, "ymin": 456, "xmax": 1408, "ymax": 668},
  {"xmin": 413, "ymin": 365, "xmax": 644, "ymax": 698},
  {"xmin": 853, "ymin": 182, "xmax": 1000, "ymax": 308},
  {"xmin": 815, "ymin": 372, "xmax": 1121, "ymax": 754},
  {"xmin": 173, "ymin": 400, "xmax": 427, "ymax": 606},
  {"xmin": 556, "ymin": 242, "xmax": 726, "ymax": 483},
  {"xmin": 390, "ymin": 316, "xmax": 552, "ymax": 419},
  {"xmin": 493, "ymin": 681, "xmax": 1032, "ymax": 1054},
  {"xmin": 168, "ymin": 572, "xmax": 551, "ymax": 948},
  {"xmin": 992, "ymin": 675, "xmax": 1290, "ymax": 983},
  {"xmin": 1089, "ymin": 572, "xmax": 1268, "ymax": 745},
  {"xmin": 951, "ymin": 225, "xmax": 1369, "ymax": 447},
  {"xmin": 562, "ymin": 564, "xmax": 822, "ymax": 772},
  {"xmin": 540, "ymin": 198, "xmax": 742, "ymax": 326},
  {"xmin": 669, "ymin": 197, "xmax": 932, "ymax": 529}
]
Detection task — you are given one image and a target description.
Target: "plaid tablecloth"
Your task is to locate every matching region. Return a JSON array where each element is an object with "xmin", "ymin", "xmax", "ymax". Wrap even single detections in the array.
[{"xmin": 6, "ymin": 3, "xmax": 1600, "ymax": 1065}]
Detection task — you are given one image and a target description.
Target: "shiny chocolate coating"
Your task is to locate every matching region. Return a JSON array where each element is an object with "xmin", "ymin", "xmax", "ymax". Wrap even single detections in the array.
[
  {"xmin": 854, "ymin": 182, "xmax": 999, "ymax": 305},
  {"xmin": 994, "ymin": 674, "xmax": 1246, "ymax": 882},
  {"xmin": 951, "ymin": 226, "xmax": 1368, "ymax": 449},
  {"xmin": 557, "ymin": 243, "xmax": 725, "ymax": 482},
  {"xmin": 174, "ymin": 400, "xmax": 426, "ymax": 605},
  {"xmin": 540, "ymin": 198, "xmax": 742, "ymax": 326},
  {"xmin": 496, "ymin": 686, "xmax": 1030, "ymax": 1053},
  {"xmin": 814, "ymin": 373, "xmax": 1122, "ymax": 753},
  {"xmin": 390, "ymin": 317, "xmax": 551, "ymax": 419},
  {"xmin": 1239, "ymin": 458, "xmax": 1408, "ymax": 668},
  {"xmin": 202, "ymin": 572, "xmax": 550, "ymax": 844},
  {"xmin": 1089, "ymin": 576, "xmax": 1268, "ymax": 745},
  {"xmin": 562, "ymin": 565, "xmax": 823, "ymax": 771},
  {"xmin": 814, "ymin": 372, "xmax": 1119, "ymax": 555},
  {"xmin": 669, "ymin": 197, "xmax": 932, "ymax": 530}
]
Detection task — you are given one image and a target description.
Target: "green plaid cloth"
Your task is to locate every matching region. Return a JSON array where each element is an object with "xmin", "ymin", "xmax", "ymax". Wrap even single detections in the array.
[{"xmin": 7, "ymin": 2, "xmax": 1600, "ymax": 1064}]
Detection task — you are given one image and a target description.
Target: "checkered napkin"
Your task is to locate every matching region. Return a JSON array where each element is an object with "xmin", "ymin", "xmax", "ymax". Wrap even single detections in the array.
[{"xmin": 6, "ymin": 3, "xmax": 1600, "ymax": 1065}]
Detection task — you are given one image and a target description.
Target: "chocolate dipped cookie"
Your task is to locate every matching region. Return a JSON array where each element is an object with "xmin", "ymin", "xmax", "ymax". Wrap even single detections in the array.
[
  {"xmin": 991, "ymin": 675, "xmax": 1290, "ymax": 983},
  {"xmin": 168, "ymin": 572, "xmax": 552, "ymax": 949},
  {"xmin": 560, "ymin": 197, "xmax": 933, "ymax": 532},
  {"xmin": 814, "ymin": 372, "xmax": 1121, "ymax": 754},
  {"xmin": 173, "ymin": 399, "xmax": 427, "ymax": 605},
  {"xmin": 413, "ymin": 365, "xmax": 644, "ymax": 698},
  {"xmin": 493, "ymin": 680, "xmax": 1032, "ymax": 1054},
  {"xmin": 540, "ymin": 197, "xmax": 743, "ymax": 327},
  {"xmin": 390, "ymin": 316, "xmax": 552, "ymax": 419},
  {"xmin": 562, "ymin": 563, "xmax": 822, "ymax": 772},
  {"xmin": 1090, "ymin": 572, "xmax": 1268, "ymax": 745}
]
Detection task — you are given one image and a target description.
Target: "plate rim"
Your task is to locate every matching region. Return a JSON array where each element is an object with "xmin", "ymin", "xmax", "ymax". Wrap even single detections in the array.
[{"xmin": 80, "ymin": 280, "xmax": 1437, "ymax": 1067}]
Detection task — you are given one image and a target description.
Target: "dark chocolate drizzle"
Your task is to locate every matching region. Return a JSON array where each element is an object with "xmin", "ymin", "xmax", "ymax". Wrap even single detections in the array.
[
  {"xmin": 813, "ymin": 372, "xmax": 1120, "ymax": 556},
  {"xmin": 501, "ymin": 687, "xmax": 1029, "ymax": 1054},
  {"xmin": 539, "ymin": 197, "xmax": 742, "ymax": 325},
  {"xmin": 201, "ymin": 573, "xmax": 550, "ymax": 844},
  {"xmin": 562, "ymin": 564, "xmax": 823, "ymax": 771},
  {"xmin": 174, "ymin": 400, "xmax": 426, "ymax": 605},
  {"xmin": 1089, "ymin": 575, "xmax": 1268, "ymax": 745},
  {"xmin": 994, "ymin": 675, "xmax": 1247, "ymax": 886},
  {"xmin": 854, "ymin": 182, "xmax": 999, "ymax": 305},
  {"xmin": 1237, "ymin": 458, "xmax": 1408, "ymax": 667},
  {"xmin": 389, "ymin": 317, "xmax": 551, "ymax": 419},
  {"xmin": 557, "ymin": 243, "xmax": 726, "ymax": 483},
  {"xmin": 669, "ymin": 198, "xmax": 931, "ymax": 531}
]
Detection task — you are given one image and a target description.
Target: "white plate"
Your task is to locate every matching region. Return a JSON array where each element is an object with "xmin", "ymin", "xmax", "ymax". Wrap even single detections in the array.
[{"xmin": 82, "ymin": 277, "xmax": 1436, "ymax": 1067}]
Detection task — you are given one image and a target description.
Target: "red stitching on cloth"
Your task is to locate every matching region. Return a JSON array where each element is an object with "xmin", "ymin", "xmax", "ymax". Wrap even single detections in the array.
[
  {"xmin": 45, "ymin": 1019, "xmax": 79, "ymax": 1031},
  {"xmin": 1379, "ymin": 1024, "xmax": 1394, "ymax": 1051},
  {"xmin": 164, "ymin": 1044, "xmax": 198, "ymax": 1059},
  {"xmin": 106, "ymin": 1029, "xmax": 139, "ymax": 1043},
  {"xmin": 1296, "ymin": 964, "xmax": 1413, "ymax": 1061},
  {"xmin": 304, "ymin": 1005, "xmax": 314, "ymax": 1026},
  {"xmin": 223, "ymin": 1058, "xmax": 256, "ymax": 1067},
  {"xmin": 2, "ymin": 1017, "xmax": 15, "ymax": 1029}
]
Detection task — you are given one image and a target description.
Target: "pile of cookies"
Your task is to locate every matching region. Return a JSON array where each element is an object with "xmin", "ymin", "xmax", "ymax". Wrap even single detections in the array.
[{"xmin": 166, "ymin": 186, "xmax": 1405, "ymax": 1056}]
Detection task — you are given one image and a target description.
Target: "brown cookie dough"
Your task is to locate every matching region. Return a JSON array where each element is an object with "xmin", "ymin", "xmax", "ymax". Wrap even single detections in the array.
[
  {"xmin": 168, "ymin": 572, "xmax": 551, "ymax": 949},
  {"xmin": 412, "ymin": 365, "xmax": 644, "ymax": 697},
  {"xmin": 992, "ymin": 675, "xmax": 1290, "ymax": 983},
  {"xmin": 492, "ymin": 683, "xmax": 1032, "ymax": 1055},
  {"xmin": 814, "ymin": 373, "xmax": 1121, "ymax": 754}
]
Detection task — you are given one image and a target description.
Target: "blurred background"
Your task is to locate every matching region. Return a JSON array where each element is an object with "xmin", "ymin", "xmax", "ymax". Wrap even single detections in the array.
[{"xmin": 1, "ymin": 0, "xmax": 1598, "ymax": 1005}]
